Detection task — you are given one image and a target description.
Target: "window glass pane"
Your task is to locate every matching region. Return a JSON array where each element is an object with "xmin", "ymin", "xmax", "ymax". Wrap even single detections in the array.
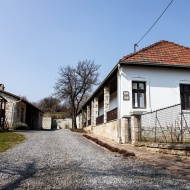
[
  {"xmin": 139, "ymin": 83, "xmax": 145, "ymax": 90},
  {"xmin": 180, "ymin": 84, "xmax": 190, "ymax": 110},
  {"xmin": 132, "ymin": 81, "xmax": 146, "ymax": 108},
  {"xmin": 184, "ymin": 85, "xmax": 189, "ymax": 92},
  {"xmin": 180, "ymin": 84, "xmax": 184, "ymax": 92},
  {"xmin": 132, "ymin": 82, "xmax": 137, "ymax": 89},
  {"xmin": 132, "ymin": 92, "xmax": 138, "ymax": 107},
  {"xmin": 181, "ymin": 94, "xmax": 185, "ymax": 103},
  {"xmin": 180, "ymin": 84, "xmax": 190, "ymax": 92},
  {"xmin": 139, "ymin": 93, "xmax": 145, "ymax": 108},
  {"xmin": 184, "ymin": 94, "xmax": 189, "ymax": 102}
]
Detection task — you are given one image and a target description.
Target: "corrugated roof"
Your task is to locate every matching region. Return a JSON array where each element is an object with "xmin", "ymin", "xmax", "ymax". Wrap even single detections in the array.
[{"xmin": 120, "ymin": 40, "xmax": 190, "ymax": 66}]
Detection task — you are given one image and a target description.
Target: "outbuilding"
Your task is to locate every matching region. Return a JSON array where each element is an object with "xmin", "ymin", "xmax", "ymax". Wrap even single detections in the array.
[{"xmin": 0, "ymin": 84, "xmax": 44, "ymax": 130}]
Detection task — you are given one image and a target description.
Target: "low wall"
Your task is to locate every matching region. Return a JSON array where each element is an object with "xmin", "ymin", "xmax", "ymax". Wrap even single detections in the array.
[
  {"xmin": 93, "ymin": 120, "xmax": 118, "ymax": 142},
  {"xmin": 134, "ymin": 142, "xmax": 190, "ymax": 156},
  {"xmin": 148, "ymin": 144, "xmax": 190, "ymax": 156},
  {"xmin": 83, "ymin": 118, "xmax": 131, "ymax": 143},
  {"xmin": 83, "ymin": 126, "xmax": 92, "ymax": 133},
  {"xmin": 83, "ymin": 120, "xmax": 118, "ymax": 142},
  {"xmin": 42, "ymin": 116, "xmax": 51, "ymax": 129},
  {"xmin": 42, "ymin": 117, "xmax": 72, "ymax": 130},
  {"xmin": 52, "ymin": 118, "xmax": 72, "ymax": 129}
]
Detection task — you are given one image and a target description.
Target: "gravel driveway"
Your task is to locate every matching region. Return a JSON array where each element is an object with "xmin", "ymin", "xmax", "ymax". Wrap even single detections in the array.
[{"xmin": 0, "ymin": 129, "xmax": 190, "ymax": 190}]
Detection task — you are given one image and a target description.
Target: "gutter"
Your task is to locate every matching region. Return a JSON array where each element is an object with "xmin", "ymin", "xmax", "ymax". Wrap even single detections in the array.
[{"xmin": 119, "ymin": 60, "xmax": 190, "ymax": 69}]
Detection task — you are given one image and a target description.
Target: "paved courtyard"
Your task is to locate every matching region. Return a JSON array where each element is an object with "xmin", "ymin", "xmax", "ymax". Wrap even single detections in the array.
[{"xmin": 0, "ymin": 129, "xmax": 190, "ymax": 190}]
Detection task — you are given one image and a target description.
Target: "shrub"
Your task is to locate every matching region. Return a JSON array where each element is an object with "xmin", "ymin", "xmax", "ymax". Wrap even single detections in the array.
[
  {"xmin": 118, "ymin": 149, "xmax": 127, "ymax": 154},
  {"xmin": 82, "ymin": 134, "xmax": 135, "ymax": 157},
  {"xmin": 111, "ymin": 147, "xmax": 119, "ymax": 152},
  {"xmin": 13, "ymin": 122, "xmax": 30, "ymax": 130}
]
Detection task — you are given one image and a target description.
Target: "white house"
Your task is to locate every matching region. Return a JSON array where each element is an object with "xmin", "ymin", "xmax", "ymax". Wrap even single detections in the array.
[{"xmin": 77, "ymin": 40, "xmax": 190, "ymax": 143}]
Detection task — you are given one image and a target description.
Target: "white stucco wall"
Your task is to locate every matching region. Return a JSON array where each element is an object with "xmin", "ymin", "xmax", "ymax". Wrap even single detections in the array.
[
  {"xmin": 109, "ymin": 91, "xmax": 117, "ymax": 110},
  {"xmin": 120, "ymin": 65, "xmax": 190, "ymax": 116},
  {"xmin": 99, "ymin": 101, "xmax": 104, "ymax": 116}
]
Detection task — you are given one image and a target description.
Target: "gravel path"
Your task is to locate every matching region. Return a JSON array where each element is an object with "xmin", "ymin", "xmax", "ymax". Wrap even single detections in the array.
[{"xmin": 0, "ymin": 129, "xmax": 190, "ymax": 190}]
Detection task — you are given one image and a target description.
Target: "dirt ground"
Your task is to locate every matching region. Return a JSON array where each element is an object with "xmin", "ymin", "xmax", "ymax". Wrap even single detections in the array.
[{"xmin": 86, "ymin": 133, "xmax": 190, "ymax": 180}]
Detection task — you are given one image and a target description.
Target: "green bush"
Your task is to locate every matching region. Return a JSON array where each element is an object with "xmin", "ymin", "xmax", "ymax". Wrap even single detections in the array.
[{"xmin": 13, "ymin": 122, "xmax": 30, "ymax": 130}]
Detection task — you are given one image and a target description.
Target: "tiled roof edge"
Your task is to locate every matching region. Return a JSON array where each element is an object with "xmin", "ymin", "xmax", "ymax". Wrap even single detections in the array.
[
  {"xmin": 120, "ymin": 40, "xmax": 190, "ymax": 61},
  {"xmin": 119, "ymin": 60, "xmax": 190, "ymax": 68}
]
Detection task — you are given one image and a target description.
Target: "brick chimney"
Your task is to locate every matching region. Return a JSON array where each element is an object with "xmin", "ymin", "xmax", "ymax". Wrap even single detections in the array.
[{"xmin": 0, "ymin": 84, "xmax": 5, "ymax": 91}]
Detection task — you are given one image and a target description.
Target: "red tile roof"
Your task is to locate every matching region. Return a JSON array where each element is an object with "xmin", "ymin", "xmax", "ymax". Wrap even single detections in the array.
[{"xmin": 120, "ymin": 40, "xmax": 190, "ymax": 66}]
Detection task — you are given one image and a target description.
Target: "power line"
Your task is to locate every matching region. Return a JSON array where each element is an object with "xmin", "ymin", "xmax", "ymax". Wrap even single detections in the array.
[{"xmin": 134, "ymin": 0, "xmax": 174, "ymax": 51}]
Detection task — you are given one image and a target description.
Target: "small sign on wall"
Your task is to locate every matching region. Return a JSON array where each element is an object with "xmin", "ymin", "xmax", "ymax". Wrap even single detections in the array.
[{"xmin": 123, "ymin": 91, "xmax": 130, "ymax": 101}]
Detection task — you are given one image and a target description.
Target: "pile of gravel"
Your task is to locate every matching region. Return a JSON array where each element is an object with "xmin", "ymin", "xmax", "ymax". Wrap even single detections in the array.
[{"xmin": 0, "ymin": 129, "xmax": 190, "ymax": 190}]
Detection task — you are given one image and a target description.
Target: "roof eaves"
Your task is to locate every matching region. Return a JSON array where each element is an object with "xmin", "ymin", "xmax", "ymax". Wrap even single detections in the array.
[
  {"xmin": 23, "ymin": 99, "xmax": 44, "ymax": 113},
  {"xmin": 119, "ymin": 60, "xmax": 190, "ymax": 69},
  {"xmin": 0, "ymin": 90, "xmax": 44, "ymax": 113},
  {"xmin": 80, "ymin": 63, "xmax": 119, "ymax": 110}
]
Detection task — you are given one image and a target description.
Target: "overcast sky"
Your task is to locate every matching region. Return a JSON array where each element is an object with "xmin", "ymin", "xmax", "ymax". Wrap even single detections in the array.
[{"xmin": 0, "ymin": 0, "xmax": 189, "ymax": 102}]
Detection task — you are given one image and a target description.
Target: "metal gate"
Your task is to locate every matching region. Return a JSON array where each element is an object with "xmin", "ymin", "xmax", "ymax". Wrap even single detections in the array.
[{"xmin": 141, "ymin": 102, "xmax": 190, "ymax": 143}]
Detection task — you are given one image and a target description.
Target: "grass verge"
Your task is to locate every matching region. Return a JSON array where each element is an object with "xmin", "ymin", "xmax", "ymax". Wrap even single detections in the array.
[{"xmin": 0, "ymin": 132, "xmax": 25, "ymax": 152}]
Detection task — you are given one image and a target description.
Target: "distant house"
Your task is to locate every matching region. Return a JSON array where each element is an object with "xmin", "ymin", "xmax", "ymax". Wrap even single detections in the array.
[
  {"xmin": 0, "ymin": 84, "xmax": 44, "ymax": 130},
  {"xmin": 77, "ymin": 40, "xmax": 190, "ymax": 143}
]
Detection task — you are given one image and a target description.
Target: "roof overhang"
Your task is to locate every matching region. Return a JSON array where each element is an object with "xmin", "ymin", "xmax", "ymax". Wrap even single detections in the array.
[
  {"xmin": 119, "ymin": 60, "xmax": 190, "ymax": 69},
  {"xmin": 79, "ymin": 63, "xmax": 119, "ymax": 110},
  {"xmin": 79, "ymin": 60, "xmax": 190, "ymax": 112},
  {"xmin": 0, "ymin": 90, "xmax": 44, "ymax": 113}
]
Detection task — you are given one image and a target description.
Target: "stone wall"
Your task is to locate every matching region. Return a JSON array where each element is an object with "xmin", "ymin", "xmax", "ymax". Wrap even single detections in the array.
[
  {"xmin": 42, "ymin": 117, "xmax": 72, "ymax": 130},
  {"xmin": 121, "ymin": 117, "xmax": 131, "ymax": 143},
  {"xmin": 83, "ymin": 120, "xmax": 118, "ymax": 141},
  {"xmin": 42, "ymin": 116, "xmax": 52, "ymax": 129},
  {"xmin": 0, "ymin": 92, "xmax": 26, "ymax": 128},
  {"xmin": 83, "ymin": 119, "xmax": 130, "ymax": 143},
  {"xmin": 52, "ymin": 118, "xmax": 72, "ymax": 129},
  {"xmin": 93, "ymin": 120, "xmax": 118, "ymax": 141}
]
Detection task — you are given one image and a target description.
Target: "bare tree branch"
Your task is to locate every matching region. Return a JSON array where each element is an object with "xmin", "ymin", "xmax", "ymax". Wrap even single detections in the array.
[{"xmin": 54, "ymin": 60, "xmax": 100, "ymax": 128}]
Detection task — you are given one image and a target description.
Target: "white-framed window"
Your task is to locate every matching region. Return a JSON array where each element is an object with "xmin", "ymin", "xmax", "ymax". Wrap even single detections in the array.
[{"xmin": 132, "ymin": 81, "xmax": 146, "ymax": 108}]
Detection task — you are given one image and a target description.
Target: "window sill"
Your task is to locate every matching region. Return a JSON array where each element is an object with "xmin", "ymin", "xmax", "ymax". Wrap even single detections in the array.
[
  {"xmin": 130, "ymin": 108, "xmax": 147, "ymax": 115},
  {"xmin": 182, "ymin": 110, "xmax": 190, "ymax": 113}
]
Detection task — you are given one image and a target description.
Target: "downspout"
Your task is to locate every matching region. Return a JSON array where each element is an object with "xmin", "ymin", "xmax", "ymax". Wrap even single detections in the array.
[{"xmin": 117, "ymin": 64, "xmax": 122, "ymax": 143}]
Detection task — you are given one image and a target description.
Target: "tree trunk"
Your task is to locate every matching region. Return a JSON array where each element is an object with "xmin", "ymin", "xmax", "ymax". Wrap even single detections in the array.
[{"xmin": 72, "ymin": 109, "xmax": 77, "ymax": 129}]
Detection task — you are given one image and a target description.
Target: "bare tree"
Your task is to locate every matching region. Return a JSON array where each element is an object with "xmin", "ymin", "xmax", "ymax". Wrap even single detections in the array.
[
  {"xmin": 54, "ymin": 60, "xmax": 100, "ymax": 128},
  {"xmin": 34, "ymin": 96, "xmax": 69, "ymax": 113}
]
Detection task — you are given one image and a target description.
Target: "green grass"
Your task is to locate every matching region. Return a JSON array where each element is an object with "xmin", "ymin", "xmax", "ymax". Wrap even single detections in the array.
[{"xmin": 0, "ymin": 132, "xmax": 25, "ymax": 152}]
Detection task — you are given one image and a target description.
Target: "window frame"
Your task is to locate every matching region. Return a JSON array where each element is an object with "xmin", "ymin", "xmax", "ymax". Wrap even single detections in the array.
[
  {"xmin": 180, "ymin": 84, "xmax": 190, "ymax": 110},
  {"xmin": 132, "ymin": 81, "xmax": 146, "ymax": 109}
]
